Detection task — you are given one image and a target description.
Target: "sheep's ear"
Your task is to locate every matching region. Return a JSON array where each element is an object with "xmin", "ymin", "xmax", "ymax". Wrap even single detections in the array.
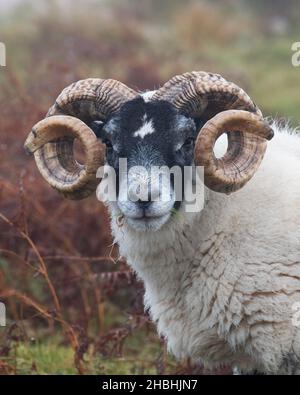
[{"xmin": 90, "ymin": 120, "xmax": 106, "ymax": 139}]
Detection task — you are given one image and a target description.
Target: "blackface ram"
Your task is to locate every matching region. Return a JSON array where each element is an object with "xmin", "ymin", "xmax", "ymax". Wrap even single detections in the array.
[{"xmin": 25, "ymin": 72, "xmax": 300, "ymax": 374}]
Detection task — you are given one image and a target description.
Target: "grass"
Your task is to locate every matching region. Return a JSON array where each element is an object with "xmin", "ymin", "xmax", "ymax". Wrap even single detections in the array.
[
  {"xmin": 1, "ymin": 330, "xmax": 173, "ymax": 375},
  {"xmin": 10, "ymin": 340, "xmax": 77, "ymax": 375}
]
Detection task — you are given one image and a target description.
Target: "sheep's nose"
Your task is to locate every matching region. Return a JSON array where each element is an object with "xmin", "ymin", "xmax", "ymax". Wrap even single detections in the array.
[
  {"xmin": 128, "ymin": 182, "xmax": 160, "ymax": 204},
  {"xmin": 136, "ymin": 200, "xmax": 152, "ymax": 210}
]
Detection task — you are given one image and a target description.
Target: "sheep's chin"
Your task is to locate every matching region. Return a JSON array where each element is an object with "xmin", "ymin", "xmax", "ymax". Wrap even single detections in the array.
[{"xmin": 126, "ymin": 213, "xmax": 171, "ymax": 232}]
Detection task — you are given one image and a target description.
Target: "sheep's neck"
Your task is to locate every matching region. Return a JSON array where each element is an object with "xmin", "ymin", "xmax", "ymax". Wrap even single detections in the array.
[{"xmin": 114, "ymin": 211, "xmax": 202, "ymax": 299}]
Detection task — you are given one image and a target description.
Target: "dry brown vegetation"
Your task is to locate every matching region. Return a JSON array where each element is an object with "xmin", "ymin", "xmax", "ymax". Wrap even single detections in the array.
[{"xmin": 0, "ymin": 0, "xmax": 299, "ymax": 374}]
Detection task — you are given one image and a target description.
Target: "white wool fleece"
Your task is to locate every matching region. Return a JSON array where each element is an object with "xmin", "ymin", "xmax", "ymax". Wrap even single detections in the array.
[{"xmin": 109, "ymin": 122, "xmax": 300, "ymax": 374}]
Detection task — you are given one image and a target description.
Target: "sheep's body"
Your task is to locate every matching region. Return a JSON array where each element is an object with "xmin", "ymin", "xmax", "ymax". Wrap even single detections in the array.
[{"xmin": 109, "ymin": 123, "xmax": 300, "ymax": 374}]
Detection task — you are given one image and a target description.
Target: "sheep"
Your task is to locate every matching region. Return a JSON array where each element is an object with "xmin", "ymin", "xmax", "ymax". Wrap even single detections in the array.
[{"xmin": 24, "ymin": 72, "xmax": 300, "ymax": 374}]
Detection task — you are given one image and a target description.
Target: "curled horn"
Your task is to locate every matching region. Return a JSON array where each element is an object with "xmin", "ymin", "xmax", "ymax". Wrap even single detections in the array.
[
  {"xmin": 24, "ymin": 79, "xmax": 137, "ymax": 199},
  {"xmin": 153, "ymin": 71, "xmax": 273, "ymax": 194}
]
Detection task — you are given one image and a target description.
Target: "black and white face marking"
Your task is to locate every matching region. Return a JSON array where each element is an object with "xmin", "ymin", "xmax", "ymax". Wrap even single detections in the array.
[{"xmin": 92, "ymin": 96, "xmax": 200, "ymax": 231}]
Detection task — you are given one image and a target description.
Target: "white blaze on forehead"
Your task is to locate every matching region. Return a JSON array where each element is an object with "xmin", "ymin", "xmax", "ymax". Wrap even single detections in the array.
[
  {"xmin": 134, "ymin": 114, "xmax": 155, "ymax": 139},
  {"xmin": 141, "ymin": 90, "xmax": 156, "ymax": 102}
]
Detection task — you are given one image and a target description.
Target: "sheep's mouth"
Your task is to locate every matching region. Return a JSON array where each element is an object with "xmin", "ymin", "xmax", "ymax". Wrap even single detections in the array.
[{"xmin": 125, "ymin": 212, "xmax": 171, "ymax": 232}]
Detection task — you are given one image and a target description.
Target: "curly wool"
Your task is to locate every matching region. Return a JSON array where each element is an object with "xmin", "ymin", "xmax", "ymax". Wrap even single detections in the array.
[{"xmin": 109, "ymin": 122, "xmax": 300, "ymax": 374}]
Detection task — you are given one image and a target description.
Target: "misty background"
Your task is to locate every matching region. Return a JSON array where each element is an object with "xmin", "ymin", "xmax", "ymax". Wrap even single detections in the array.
[{"xmin": 0, "ymin": 0, "xmax": 299, "ymax": 375}]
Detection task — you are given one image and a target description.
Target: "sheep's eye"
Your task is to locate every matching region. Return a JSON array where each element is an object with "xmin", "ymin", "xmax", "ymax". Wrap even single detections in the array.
[
  {"xmin": 182, "ymin": 137, "xmax": 194, "ymax": 148},
  {"xmin": 103, "ymin": 139, "xmax": 113, "ymax": 150}
]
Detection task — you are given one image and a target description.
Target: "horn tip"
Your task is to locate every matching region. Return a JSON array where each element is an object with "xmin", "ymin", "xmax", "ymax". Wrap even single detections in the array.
[
  {"xmin": 24, "ymin": 145, "xmax": 33, "ymax": 155},
  {"xmin": 266, "ymin": 127, "xmax": 274, "ymax": 141},
  {"xmin": 24, "ymin": 128, "xmax": 39, "ymax": 155}
]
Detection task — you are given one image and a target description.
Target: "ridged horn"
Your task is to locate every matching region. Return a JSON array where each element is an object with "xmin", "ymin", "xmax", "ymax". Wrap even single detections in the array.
[
  {"xmin": 25, "ymin": 78, "xmax": 138, "ymax": 199},
  {"xmin": 194, "ymin": 110, "xmax": 273, "ymax": 194},
  {"xmin": 153, "ymin": 71, "xmax": 273, "ymax": 193}
]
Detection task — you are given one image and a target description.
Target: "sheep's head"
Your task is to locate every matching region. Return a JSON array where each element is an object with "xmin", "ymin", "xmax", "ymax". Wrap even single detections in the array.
[
  {"xmin": 24, "ymin": 72, "xmax": 274, "ymax": 231},
  {"xmin": 91, "ymin": 97, "xmax": 199, "ymax": 230}
]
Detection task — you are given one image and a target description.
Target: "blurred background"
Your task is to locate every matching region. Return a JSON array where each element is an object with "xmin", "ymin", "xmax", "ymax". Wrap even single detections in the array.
[{"xmin": 0, "ymin": 0, "xmax": 299, "ymax": 375}]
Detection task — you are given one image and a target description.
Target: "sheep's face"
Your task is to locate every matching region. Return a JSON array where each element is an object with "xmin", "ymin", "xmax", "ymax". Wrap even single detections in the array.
[{"xmin": 92, "ymin": 97, "xmax": 199, "ymax": 231}]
